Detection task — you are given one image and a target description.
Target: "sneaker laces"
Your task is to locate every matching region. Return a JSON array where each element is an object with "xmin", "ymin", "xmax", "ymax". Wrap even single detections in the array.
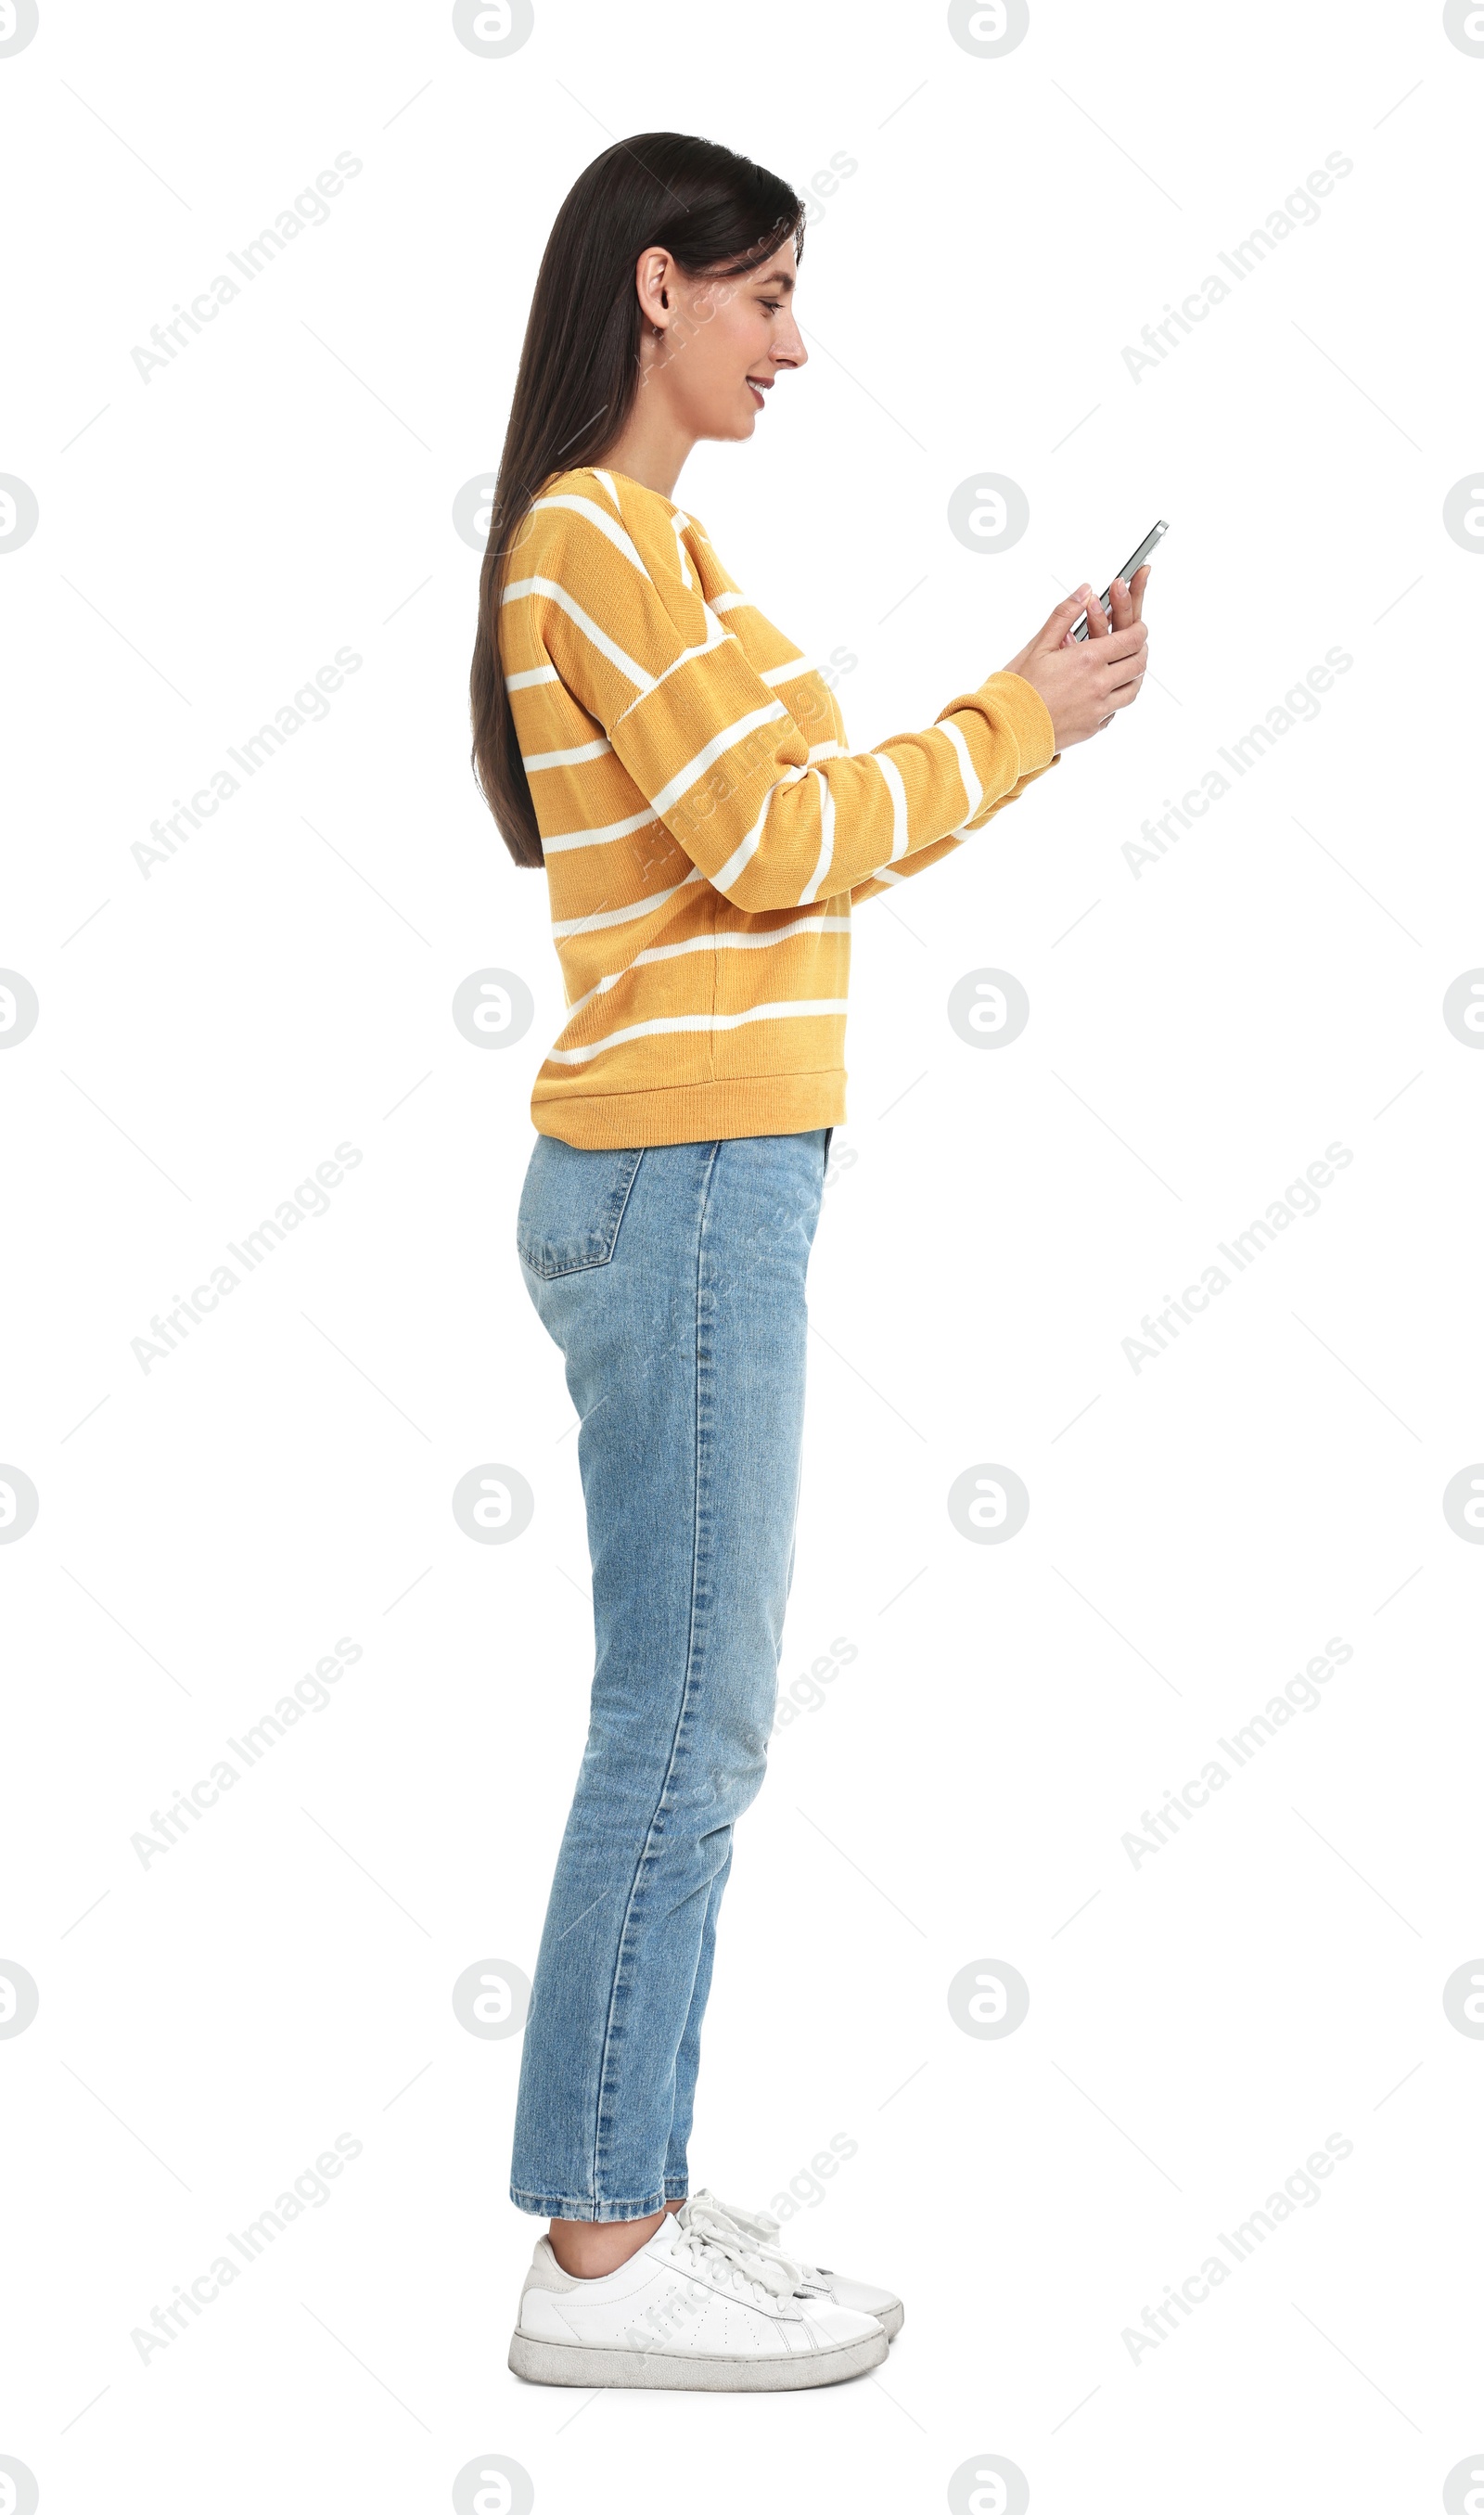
[
  {"xmin": 686, "ymin": 2188, "xmax": 823, "ymax": 2289},
  {"xmin": 669, "ymin": 2195, "xmax": 807, "ymax": 2309}
]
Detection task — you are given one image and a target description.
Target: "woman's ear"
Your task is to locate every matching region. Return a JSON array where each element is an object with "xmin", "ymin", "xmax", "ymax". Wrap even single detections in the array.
[{"xmin": 635, "ymin": 247, "xmax": 675, "ymax": 334}]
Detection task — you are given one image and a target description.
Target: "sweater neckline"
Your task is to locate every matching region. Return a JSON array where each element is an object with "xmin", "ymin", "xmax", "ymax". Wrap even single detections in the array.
[{"xmin": 579, "ymin": 464, "xmax": 681, "ymax": 514}]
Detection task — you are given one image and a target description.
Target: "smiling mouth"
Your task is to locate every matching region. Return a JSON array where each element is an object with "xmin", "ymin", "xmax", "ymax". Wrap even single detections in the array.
[{"xmin": 746, "ymin": 377, "xmax": 772, "ymax": 409}]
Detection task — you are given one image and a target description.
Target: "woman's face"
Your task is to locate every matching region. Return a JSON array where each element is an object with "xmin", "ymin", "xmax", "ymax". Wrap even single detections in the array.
[{"xmin": 639, "ymin": 240, "xmax": 807, "ymax": 443}]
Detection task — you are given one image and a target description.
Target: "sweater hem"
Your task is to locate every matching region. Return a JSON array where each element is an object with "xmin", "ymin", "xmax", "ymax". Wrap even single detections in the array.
[{"xmin": 531, "ymin": 1069, "xmax": 846, "ymax": 1148}]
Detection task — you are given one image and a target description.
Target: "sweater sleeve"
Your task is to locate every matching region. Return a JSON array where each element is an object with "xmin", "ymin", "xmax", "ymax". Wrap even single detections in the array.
[
  {"xmin": 848, "ymin": 751, "xmax": 1060, "ymax": 907},
  {"xmin": 505, "ymin": 490, "xmax": 1057, "ymax": 914}
]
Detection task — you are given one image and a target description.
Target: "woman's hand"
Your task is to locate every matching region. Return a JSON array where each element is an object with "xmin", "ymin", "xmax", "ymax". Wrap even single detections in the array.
[{"xmin": 1003, "ymin": 564, "xmax": 1152, "ymax": 749}]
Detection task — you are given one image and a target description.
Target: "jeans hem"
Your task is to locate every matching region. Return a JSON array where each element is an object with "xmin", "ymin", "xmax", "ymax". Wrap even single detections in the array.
[{"xmin": 510, "ymin": 2183, "xmax": 672, "ymax": 2223}]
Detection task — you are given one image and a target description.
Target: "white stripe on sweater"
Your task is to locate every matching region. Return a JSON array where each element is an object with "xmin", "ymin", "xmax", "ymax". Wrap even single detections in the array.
[
  {"xmin": 501, "ymin": 576, "xmax": 655, "ymax": 693},
  {"xmin": 646, "ymin": 700, "xmax": 788, "ymax": 815},
  {"xmin": 542, "ymin": 802, "xmax": 659, "ymax": 856},
  {"xmin": 522, "ymin": 735, "xmax": 613, "ymax": 772},
  {"xmin": 875, "ymin": 752, "xmax": 909, "ymax": 860},
  {"xmin": 608, "ymin": 614, "xmax": 734, "ymax": 737},
  {"xmin": 562, "ymin": 916, "xmax": 851, "ymax": 1020},
  {"xmin": 864, "ymin": 819, "xmax": 971, "ymax": 888},
  {"xmin": 798, "ymin": 770, "xmax": 836, "ymax": 905},
  {"xmin": 710, "ymin": 770, "xmax": 807, "ymax": 895},
  {"xmin": 939, "ymin": 720, "xmax": 982, "ymax": 821},
  {"xmin": 531, "ymin": 494, "xmax": 646, "ymax": 574},
  {"xmin": 550, "ymin": 867, "xmax": 708, "ymax": 939},
  {"xmin": 544, "ymin": 997, "xmax": 850, "ymax": 1064}
]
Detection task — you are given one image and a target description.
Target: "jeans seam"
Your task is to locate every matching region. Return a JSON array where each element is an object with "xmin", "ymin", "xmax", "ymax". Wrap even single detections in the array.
[
  {"xmin": 587, "ymin": 1137, "xmax": 722, "ymax": 2208},
  {"xmin": 519, "ymin": 1145, "xmax": 647, "ymax": 1278},
  {"xmin": 510, "ymin": 2181, "xmax": 671, "ymax": 2222}
]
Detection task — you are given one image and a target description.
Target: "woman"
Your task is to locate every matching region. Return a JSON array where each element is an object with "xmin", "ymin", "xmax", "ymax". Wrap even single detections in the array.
[{"xmin": 469, "ymin": 131, "xmax": 1150, "ymax": 2393}]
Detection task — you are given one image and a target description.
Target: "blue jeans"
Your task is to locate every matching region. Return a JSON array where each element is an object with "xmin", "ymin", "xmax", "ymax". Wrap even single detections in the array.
[{"xmin": 509, "ymin": 1126, "xmax": 832, "ymax": 2221}]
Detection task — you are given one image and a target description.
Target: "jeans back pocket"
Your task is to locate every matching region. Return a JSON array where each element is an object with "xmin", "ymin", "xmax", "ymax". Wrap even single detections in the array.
[{"xmin": 516, "ymin": 1137, "xmax": 646, "ymax": 1278}]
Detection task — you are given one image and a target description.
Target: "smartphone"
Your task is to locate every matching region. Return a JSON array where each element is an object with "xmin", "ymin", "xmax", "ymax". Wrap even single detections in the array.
[{"xmin": 1070, "ymin": 520, "xmax": 1169, "ymax": 639}]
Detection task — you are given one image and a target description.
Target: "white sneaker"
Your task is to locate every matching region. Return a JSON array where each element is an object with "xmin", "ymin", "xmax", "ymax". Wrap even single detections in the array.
[
  {"xmin": 692, "ymin": 2188, "xmax": 905, "ymax": 2341},
  {"xmin": 507, "ymin": 2195, "xmax": 889, "ymax": 2391}
]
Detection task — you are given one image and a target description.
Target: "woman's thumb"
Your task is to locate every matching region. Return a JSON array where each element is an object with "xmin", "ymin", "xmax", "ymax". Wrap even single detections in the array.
[{"xmin": 1038, "ymin": 585, "xmax": 1091, "ymax": 648}]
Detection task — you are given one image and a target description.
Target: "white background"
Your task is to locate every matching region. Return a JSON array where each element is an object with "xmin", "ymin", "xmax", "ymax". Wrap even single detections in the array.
[{"xmin": 4, "ymin": 2, "xmax": 1483, "ymax": 2509}]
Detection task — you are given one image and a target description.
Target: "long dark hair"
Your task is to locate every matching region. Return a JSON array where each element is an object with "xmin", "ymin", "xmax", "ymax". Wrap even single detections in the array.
[{"xmin": 469, "ymin": 132, "xmax": 806, "ymax": 868}]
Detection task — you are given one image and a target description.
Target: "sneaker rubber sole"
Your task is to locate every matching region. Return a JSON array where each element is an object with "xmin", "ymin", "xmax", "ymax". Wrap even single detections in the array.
[{"xmin": 508, "ymin": 2322, "xmax": 889, "ymax": 2391}]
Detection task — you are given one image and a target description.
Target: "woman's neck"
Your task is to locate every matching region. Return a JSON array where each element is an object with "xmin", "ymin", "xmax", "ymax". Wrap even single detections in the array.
[{"xmin": 593, "ymin": 397, "xmax": 693, "ymax": 503}]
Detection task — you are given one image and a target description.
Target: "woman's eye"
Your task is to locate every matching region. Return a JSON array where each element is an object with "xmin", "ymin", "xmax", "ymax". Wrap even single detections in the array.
[{"xmin": 761, "ymin": 299, "xmax": 782, "ymax": 314}]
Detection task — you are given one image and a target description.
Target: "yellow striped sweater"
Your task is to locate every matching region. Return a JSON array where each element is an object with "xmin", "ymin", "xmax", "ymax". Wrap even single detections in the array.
[{"xmin": 499, "ymin": 465, "xmax": 1059, "ymax": 1148}]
